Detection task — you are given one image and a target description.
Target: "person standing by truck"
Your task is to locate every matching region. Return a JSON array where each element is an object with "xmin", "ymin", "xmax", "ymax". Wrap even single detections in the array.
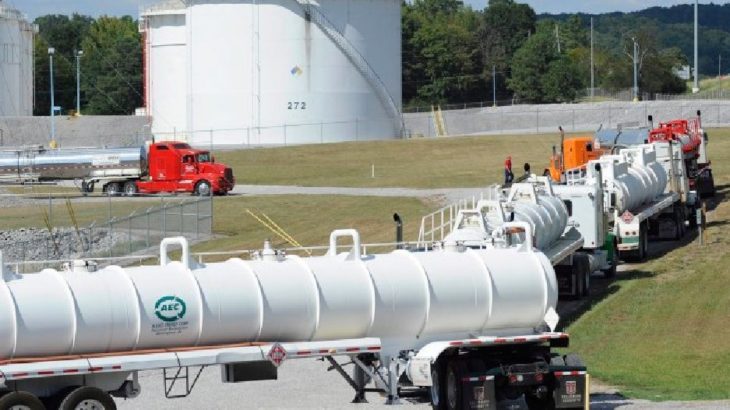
[{"xmin": 504, "ymin": 155, "xmax": 514, "ymax": 184}]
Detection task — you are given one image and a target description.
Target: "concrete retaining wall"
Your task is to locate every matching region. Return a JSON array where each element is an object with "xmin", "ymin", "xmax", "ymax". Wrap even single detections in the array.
[
  {"xmin": 0, "ymin": 116, "xmax": 151, "ymax": 148},
  {"xmin": 404, "ymin": 100, "xmax": 730, "ymax": 137}
]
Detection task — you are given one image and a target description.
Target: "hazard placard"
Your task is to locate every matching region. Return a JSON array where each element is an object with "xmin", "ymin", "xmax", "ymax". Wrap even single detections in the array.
[{"xmin": 267, "ymin": 343, "xmax": 287, "ymax": 367}]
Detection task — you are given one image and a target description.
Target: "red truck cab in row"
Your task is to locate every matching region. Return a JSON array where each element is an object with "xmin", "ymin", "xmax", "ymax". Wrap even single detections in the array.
[{"xmin": 135, "ymin": 141, "xmax": 235, "ymax": 196}]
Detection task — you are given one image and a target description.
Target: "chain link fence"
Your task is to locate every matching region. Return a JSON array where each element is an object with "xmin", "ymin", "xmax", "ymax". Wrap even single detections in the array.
[{"xmin": 1, "ymin": 193, "xmax": 212, "ymax": 269}]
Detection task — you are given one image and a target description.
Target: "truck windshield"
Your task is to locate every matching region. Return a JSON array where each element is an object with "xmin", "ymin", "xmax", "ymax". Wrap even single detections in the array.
[{"xmin": 197, "ymin": 153, "xmax": 211, "ymax": 163}]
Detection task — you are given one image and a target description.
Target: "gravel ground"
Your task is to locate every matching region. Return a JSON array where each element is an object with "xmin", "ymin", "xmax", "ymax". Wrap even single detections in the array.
[{"xmin": 0, "ymin": 227, "xmax": 125, "ymax": 263}]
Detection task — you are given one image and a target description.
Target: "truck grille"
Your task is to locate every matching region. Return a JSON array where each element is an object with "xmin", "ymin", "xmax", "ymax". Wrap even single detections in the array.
[{"xmin": 224, "ymin": 168, "xmax": 234, "ymax": 183}]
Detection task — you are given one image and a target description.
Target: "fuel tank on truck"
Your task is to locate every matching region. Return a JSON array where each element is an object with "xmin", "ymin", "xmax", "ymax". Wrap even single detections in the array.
[
  {"xmin": 0, "ymin": 230, "xmax": 558, "ymax": 360},
  {"xmin": 0, "ymin": 146, "xmax": 145, "ymax": 181}
]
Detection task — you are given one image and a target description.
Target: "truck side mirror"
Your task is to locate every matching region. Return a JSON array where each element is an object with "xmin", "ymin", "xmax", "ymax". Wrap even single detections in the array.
[{"xmin": 212, "ymin": 156, "xmax": 216, "ymax": 163}]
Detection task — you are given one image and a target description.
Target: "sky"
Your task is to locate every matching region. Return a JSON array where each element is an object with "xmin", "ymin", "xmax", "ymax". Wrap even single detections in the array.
[{"xmin": 4, "ymin": 0, "xmax": 728, "ymax": 19}]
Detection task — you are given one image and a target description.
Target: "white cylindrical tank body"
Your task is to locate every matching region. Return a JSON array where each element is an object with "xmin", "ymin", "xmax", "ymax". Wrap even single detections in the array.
[
  {"xmin": 591, "ymin": 154, "xmax": 665, "ymax": 214},
  {"xmin": 0, "ymin": 242, "xmax": 556, "ymax": 359},
  {"xmin": 511, "ymin": 195, "xmax": 568, "ymax": 250},
  {"xmin": 142, "ymin": 0, "xmax": 402, "ymax": 146},
  {"xmin": 620, "ymin": 145, "xmax": 668, "ymax": 201},
  {"xmin": 0, "ymin": 3, "xmax": 34, "ymax": 116}
]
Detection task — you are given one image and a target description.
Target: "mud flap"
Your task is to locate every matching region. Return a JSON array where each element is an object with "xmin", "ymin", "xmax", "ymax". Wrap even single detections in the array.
[
  {"xmin": 461, "ymin": 375, "xmax": 497, "ymax": 410},
  {"xmin": 553, "ymin": 372, "xmax": 587, "ymax": 409}
]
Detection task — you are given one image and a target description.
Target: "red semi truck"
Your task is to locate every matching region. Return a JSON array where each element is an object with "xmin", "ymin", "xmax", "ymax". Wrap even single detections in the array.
[{"xmin": 0, "ymin": 141, "xmax": 235, "ymax": 196}]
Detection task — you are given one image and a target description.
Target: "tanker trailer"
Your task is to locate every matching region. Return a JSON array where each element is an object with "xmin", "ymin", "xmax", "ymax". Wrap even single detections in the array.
[
  {"xmin": 0, "ymin": 230, "xmax": 588, "ymax": 410},
  {"xmin": 443, "ymin": 176, "xmax": 614, "ymax": 299},
  {"xmin": 583, "ymin": 143, "xmax": 688, "ymax": 261},
  {"xmin": 0, "ymin": 141, "xmax": 235, "ymax": 196}
]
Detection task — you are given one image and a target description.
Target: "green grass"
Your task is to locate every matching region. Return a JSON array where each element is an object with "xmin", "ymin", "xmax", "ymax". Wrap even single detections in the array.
[
  {"xmin": 565, "ymin": 127, "xmax": 730, "ymax": 400},
  {"xmin": 216, "ymin": 132, "xmax": 570, "ymax": 188},
  {"xmin": 685, "ymin": 76, "xmax": 730, "ymax": 94},
  {"xmin": 193, "ymin": 195, "xmax": 433, "ymax": 258}
]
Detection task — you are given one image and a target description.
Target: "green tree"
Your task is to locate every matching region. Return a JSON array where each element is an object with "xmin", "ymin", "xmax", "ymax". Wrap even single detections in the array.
[
  {"xmin": 478, "ymin": 0, "xmax": 536, "ymax": 100},
  {"xmin": 80, "ymin": 16, "xmax": 142, "ymax": 115},
  {"xmin": 402, "ymin": 0, "xmax": 484, "ymax": 106},
  {"xmin": 543, "ymin": 55, "xmax": 583, "ymax": 102},
  {"xmin": 33, "ymin": 14, "xmax": 93, "ymax": 115},
  {"xmin": 508, "ymin": 23, "xmax": 556, "ymax": 103}
]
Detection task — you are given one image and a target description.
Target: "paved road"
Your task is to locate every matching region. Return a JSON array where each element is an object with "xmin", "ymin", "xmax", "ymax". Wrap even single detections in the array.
[{"xmin": 230, "ymin": 184, "xmax": 485, "ymax": 204}]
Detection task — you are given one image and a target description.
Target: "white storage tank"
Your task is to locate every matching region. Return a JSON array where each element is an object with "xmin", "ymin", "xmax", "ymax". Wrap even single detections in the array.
[
  {"xmin": 141, "ymin": 0, "xmax": 402, "ymax": 146},
  {"xmin": 0, "ymin": 1, "xmax": 35, "ymax": 116}
]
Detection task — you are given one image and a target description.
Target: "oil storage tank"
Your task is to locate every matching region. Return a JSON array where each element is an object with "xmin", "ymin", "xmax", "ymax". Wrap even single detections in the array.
[
  {"xmin": 141, "ymin": 0, "xmax": 402, "ymax": 146},
  {"xmin": 0, "ymin": 1, "xmax": 35, "ymax": 117}
]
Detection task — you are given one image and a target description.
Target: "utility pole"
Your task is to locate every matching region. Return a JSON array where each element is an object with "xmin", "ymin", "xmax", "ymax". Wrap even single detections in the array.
[
  {"xmin": 693, "ymin": 0, "xmax": 700, "ymax": 93},
  {"xmin": 49, "ymin": 47, "xmax": 56, "ymax": 147},
  {"xmin": 632, "ymin": 38, "xmax": 639, "ymax": 102},
  {"xmin": 492, "ymin": 65, "xmax": 497, "ymax": 107},
  {"xmin": 555, "ymin": 24, "xmax": 561, "ymax": 53},
  {"xmin": 75, "ymin": 50, "xmax": 84, "ymax": 115},
  {"xmin": 590, "ymin": 17, "xmax": 595, "ymax": 100}
]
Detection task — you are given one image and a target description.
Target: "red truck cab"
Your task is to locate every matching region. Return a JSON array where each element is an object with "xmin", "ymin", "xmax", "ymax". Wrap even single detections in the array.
[{"xmin": 137, "ymin": 141, "xmax": 235, "ymax": 195}]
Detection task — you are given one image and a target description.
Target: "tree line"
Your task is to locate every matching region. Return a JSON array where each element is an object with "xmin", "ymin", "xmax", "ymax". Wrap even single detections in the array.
[
  {"xmin": 403, "ymin": 0, "xmax": 692, "ymax": 109},
  {"xmin": 32, "ymin": 1, "xmax": 721, "ymax": 115},
  {"xmin": 33, "ymin": 14, "xmax": 141, "ymax": 116}
]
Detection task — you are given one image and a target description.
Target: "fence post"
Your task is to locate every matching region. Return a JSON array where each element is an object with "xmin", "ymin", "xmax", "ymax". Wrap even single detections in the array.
[
  {"xmin": 210, "ymin": 130, "xmax": 214, "ymax": 153},
  {"xmin": 180, "ymin": 201, "xmax": 184, "ymax": 236},
  {"xmin": 48, "ymin": 194, "xmax": 52, "ymax": 228},
  {"xmin": 196, "ymin": 198, "xmax": 200, "ymax": 239},
  {"xmin": 128, "ymin": 214, "xmax": 132, "ymax": 254},
  {"xmin": 146, "ymin": 209, "xmax": 150, "ymax": 248},
  {"xmin": 572, "ymin": 110, "xmax": 575, "ymax": 132},
  {"xmin": 284, "ymin": 125, "xmax": 287, "ymax": 145},
  {"xmin": 162, "ymin": 199, "xmax": 167, "ymax": 239},
  {"xmin": 535, "ymin": 109, "xmax": 539, "ymax": 134},
  {"xmin": 320, "ymin": 122, "xmax": 324, "ymax": 144}
]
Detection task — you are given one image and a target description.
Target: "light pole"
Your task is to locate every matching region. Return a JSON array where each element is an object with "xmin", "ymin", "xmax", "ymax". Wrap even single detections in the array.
[
  {"xmin": 75, "ymin": 50, "xmax": 84, "ymax": 115},
  {"xmin": 693, "ymin": 0, "xmax": 699, "ymax": 93},
  {"xmin": 632, "ymin": 38, "xmax": 639, "ymax": 102},
  {"xmin": 48, "ymin": 47, "xmax": 56, "ymax": 147}
]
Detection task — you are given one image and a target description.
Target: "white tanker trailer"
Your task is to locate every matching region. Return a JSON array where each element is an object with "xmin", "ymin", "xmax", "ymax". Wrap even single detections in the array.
[
  {"xmin": 0, "ymin": 230, "xmax": 588, "ymax": 410},
  {"xmin": 553, "ymin": 141, "xmax": 695, "ymax": 263},
  {"xmin": 440, "ymin": 176, "xmax": 614, "ymax": 299}
]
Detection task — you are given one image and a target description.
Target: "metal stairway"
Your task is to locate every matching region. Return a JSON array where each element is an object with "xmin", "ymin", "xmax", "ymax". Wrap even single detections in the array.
[{"xmin": 294, "ymin": 0, "xmax": 404, "ymax": 135}]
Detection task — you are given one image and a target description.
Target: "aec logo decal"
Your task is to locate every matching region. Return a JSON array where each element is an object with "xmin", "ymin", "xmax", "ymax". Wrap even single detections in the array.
[{"xmin": 154, "ymin": 296, "xmax": 187, "ymax": 322}]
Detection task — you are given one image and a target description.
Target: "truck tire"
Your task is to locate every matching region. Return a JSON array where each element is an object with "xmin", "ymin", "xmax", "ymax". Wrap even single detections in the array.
[
  {"xmin": 445, "ymin": 360, "xmax": 468, "ymax": 410},
  {"xmin": 194, "ymin": 180, "xmax": 211, "ymax": 196},
  {"xmin": 673, "ymin": 206, "xmax": 684, "ymax": 240},
  {"xmin": 578, "ymin": 255, "xmax": 591, "ymax": 297},
  {"xmin": 105, "ymin": 182, "xmax": 121, "ymax": 197},
  {"xmin": 0, "ymin": 391, "xmax": 45, "ymax": 410},
  {"xmin": 123, "ymin": 181, "xmax": 138, "ymax": 197},
  {"xmin": 564, "ymin": 353, "xmax": 585, "ymax": 368},
  {"xmin": 59, "ymin": 386, "xmax": 116, "ymax": 410},
  {"xmin": 430, "ymin": 361, "xmax": 446, "ymax": 410},
  {"xmin": 603, "ymin": 245, "xmax": 618, "ymax": 278}
]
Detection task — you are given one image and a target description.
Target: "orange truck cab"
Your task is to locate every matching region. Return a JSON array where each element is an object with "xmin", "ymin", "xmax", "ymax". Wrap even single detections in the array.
[{"xmin": 546, "ymin": 135, "xmax": 606, "ymax": 182}]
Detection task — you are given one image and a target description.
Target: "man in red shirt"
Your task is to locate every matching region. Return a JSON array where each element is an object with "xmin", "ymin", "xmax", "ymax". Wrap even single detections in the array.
[{"xmin": 504, "ymin": 156, "xmax": 513, "ymax": 184}]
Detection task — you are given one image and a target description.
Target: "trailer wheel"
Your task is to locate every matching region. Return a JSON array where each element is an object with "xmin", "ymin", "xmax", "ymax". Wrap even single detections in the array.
[
  {"xmin": 0, "ymin": 391, "xmax": 45, "ymax": 410},
  {"xmin": 123, "ymin": 181, "xmax": 138, "ymax": 197},
  {"xmin": 105, "ymin": 182, "xmax": 122, "ymax": 197},
  {"xmin": 445, "ymin": 361, "xmax": 468, "ymax": 410},
  {"xmin": 59, "ymin": 386, "xmax": 116, "ymax": 410},
  {"xmin": 194, "ymin": 180, "xmax": 211, "ymax": 196},
  {"xmin": 430, "ymin": 361, "xmax": 446, "ymax": 410}
]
